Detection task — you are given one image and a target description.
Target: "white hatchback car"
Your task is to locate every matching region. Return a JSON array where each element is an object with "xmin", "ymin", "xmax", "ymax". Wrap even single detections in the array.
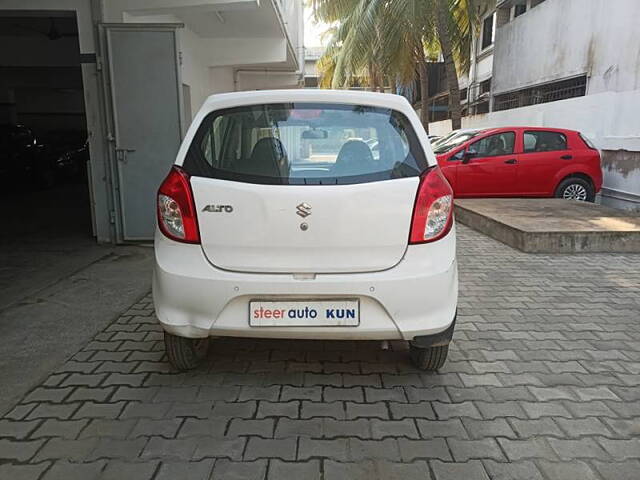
[{"xmin": 153, "ymin": 89, "xmax": 458, "ymax": 371}]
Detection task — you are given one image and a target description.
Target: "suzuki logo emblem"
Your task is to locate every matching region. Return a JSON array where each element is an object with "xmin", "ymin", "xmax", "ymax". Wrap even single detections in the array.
[{"xmin": 296, "ymin": 202, "xmax": 312, "ymax": 218}]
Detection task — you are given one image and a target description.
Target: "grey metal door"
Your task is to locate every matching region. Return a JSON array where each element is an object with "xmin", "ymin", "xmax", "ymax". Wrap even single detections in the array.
[{"xmin": 102, "ymin": 24, "xmax": 183, "ymax": 241}]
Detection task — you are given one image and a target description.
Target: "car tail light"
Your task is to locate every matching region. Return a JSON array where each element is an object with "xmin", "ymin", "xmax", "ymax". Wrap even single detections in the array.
[
  {"xmin": 409, "ymin": 166, "xmax": 454, "ymax": 244},
  {"xmin": 157, "ymin": 166, "xmax": 200, "ymax": 243}
]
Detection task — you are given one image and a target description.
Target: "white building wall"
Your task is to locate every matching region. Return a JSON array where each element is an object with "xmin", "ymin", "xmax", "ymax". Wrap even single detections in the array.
[
  {"xmin": 493, "ymin": 0, "xmax": 640, "ymax": 95},
  {"xmin": 475, "ymin": 54, "xmax": 493, "ymax": 83},
  {"xmin": 209, "ymin": 67, "xmax": 236, "ymax": 94},
  {"xmin": 106, "ymin": 0, "xmax": 303, "ymax": 116}
]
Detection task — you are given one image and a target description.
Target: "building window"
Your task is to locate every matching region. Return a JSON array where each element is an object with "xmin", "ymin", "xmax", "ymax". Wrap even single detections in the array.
[
  {"xmin": 428, "ymin": 95, "xmax": 450, "ymax": 122},
  {"xmin": 480, "ymin": 78, "xmax": 492, "ymax": 95},
  {"xmin": 493, "ymin": 75, "xmax": 588, "ymax": 112},
  {"xmin": 475, "ymin": 101, "xmax": 490, "ymax": 115},
  {"xmin": 460, "ymin": 88, "xmax": 468, "ymax": 101},
  {"xmin": 481, "ymin": 14, "xmax": 494, "ymax": 50},
  {"xmin": 304, "ymin": 77, "xmax": 319, "ymax": 88},
  {"xmin": 496, "ymin": 7, "xmax": 511, "ymax": 27},
  {"xmin": 513, "ymin": 4, "xmax": 527, "ymax": 18}
]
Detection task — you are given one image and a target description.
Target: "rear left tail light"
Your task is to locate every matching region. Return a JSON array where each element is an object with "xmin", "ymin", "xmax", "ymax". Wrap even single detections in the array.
[
  {"xmin": 409, "ymin": 166, "xmax": 454, "ymax": 244},
  {"xmin": 157, "ymin": 166, "xmax": 200, "ymax": 243}
]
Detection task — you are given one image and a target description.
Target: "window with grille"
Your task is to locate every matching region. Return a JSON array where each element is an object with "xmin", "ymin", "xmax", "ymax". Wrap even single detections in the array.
[
  {"xmin": 480, "ymin": 79, "xmax": 492, "ymax": 95},
  {"xmin": 475, "ymin": 101, "xmax": 490, "ymax": 114},
  {"xmin": 493, "ymin": 75, "xmax": 587, "ymax": 112}
]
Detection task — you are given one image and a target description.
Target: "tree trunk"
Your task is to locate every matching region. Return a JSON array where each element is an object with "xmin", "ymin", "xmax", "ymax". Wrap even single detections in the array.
[
  {"xmin": 417, "ymin": 51, "xmax": 430, "ymax": 133},
  {"xmin": 436, "ymin": 0, "xmax": 463, "ymax": 130},
  {"xmin": 369, "ymin": 63, "xmax": 379, "ymax": 91}
]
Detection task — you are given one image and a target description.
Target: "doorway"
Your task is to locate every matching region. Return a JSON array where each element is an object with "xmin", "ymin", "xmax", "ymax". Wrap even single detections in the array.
[{"xmin": 0, "ymin": 11, "xmax": 101, "ymax": 307}]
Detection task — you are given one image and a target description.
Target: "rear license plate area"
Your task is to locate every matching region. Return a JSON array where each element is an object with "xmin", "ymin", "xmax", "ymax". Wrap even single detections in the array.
[{"xmin": 249, "ymin": 299, "xmax": 360, "ymax": 327}]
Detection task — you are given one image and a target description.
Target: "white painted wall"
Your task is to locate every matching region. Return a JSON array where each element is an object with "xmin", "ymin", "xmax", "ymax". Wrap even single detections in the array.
[
  {"xmin": 209, "ymin": 67, "xmax": 235, "ymax": 94},
  {"xmin": 106, "ymin": 1, "xmax": 302, "ymax": 116},
  {"xmin": 179, "ymin": 26, "xmax": 213, "ymax": 119},
  {"xmin": 493, "ymin": 0, "xmax": 640, "ymax": 95},
  {"xmin": 475, "ymin": 54, "xmax": 493, "ymax": 83},
  {"xmin": 235, "ymin": 70, "xmax": 301, "ymax": 91}
]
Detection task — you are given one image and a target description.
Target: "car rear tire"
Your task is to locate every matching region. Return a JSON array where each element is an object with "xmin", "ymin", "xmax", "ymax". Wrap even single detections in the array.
[
  {"xmin": 164, "ymin": 331, "xmax": 209, "ymax": 371},
  {"xmin": 409, "ymin": 343, "xmax": 449, "ymax": 371},
  {"xmin": 555, "ymin": 177, "xmax": 595, "ymax": 202}
]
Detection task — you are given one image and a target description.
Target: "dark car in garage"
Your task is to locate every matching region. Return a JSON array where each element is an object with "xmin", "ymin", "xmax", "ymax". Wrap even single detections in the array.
[{"xmin": 0, "ymin": 124, "xmax": 55, "ymax": 188}]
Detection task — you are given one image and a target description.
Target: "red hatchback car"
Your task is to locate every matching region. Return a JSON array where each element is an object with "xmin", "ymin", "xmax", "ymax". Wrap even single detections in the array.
[{"xmin": 433, "ymin": 127, "xmax": 602, "ymax": 202}]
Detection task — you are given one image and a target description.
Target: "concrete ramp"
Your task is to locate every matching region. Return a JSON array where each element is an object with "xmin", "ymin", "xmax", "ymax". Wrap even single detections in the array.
[{"xmin": 455, "ymin": 198, "xmax": 640, "ymax": 253}]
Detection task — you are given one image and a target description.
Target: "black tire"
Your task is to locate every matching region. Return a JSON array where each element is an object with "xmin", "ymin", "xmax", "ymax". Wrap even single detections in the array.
[
  {"xmin": 409, "ymin": 343, "xmax": 449, "ymax": 371},
  {"xmin": 554, "ymin": 176, "xmax": 595, "ymax": 202},
  {"xmin": 164, "ymin": 331, "xmax": 210, "ymax": 371}
]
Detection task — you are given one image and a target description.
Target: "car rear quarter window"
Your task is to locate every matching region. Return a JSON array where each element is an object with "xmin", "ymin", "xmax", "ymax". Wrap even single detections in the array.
[
  {"xmin": 523, "ymin": 131, "xmax": 567, "ymax": 153},
  {"xmin": 183, "ymin": 103, "xmax": 428, "ymax": 185}
]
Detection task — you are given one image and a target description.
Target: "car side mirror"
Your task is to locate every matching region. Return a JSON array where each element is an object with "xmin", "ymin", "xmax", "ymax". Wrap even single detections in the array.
[{"xmin": 461, "ymin": 149, "xmax": 478, "ymax": 164}]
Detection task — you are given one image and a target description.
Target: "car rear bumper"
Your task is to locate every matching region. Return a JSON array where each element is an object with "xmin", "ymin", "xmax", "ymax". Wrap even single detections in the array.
[{"xmin": 153, "ymin": 226, "xmax": 458, "ymax": 341}]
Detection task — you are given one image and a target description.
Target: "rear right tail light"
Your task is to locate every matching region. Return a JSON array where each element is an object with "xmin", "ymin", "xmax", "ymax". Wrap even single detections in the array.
[
  {"xmin": 409, "ymin": 166, "xmax": 454, "ymax": 244},
  {"xmin": 157, "ymin": 166, "xmax": 200, "ymax": 243}
]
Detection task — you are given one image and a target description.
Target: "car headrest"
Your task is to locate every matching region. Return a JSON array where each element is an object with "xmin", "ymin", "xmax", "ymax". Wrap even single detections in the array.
[
  {"xmin": 334, "ymin": 140, "xmax": 374, "ymax": 176},
  {"xmin": 243, "ymin": 136, "xmax": 289, "ymax": 178}
]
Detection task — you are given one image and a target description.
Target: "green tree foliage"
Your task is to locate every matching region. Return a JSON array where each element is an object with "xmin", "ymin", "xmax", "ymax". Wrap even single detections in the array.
[{"xmin": 310, "ymin": 0, "xmax": 490, "ymax": 130}]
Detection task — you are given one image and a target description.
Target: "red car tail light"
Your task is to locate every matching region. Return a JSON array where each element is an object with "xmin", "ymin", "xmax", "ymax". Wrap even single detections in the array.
[
  {"xmin": 409, "ymin": 166, "xmax": 454, "ymax": 244},
  {"xmin": 157, "ymin": 166, "xmax": 200, "ymax": 243}
]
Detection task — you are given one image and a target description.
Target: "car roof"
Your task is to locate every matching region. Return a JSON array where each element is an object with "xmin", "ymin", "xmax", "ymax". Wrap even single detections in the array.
[
  {"xmin": 203, "ymin": 89, "xmax": 413, "ymax": 112},
  {"xmin": 471, "ymin": 126, "xmax": 578, "ymax": 135}
]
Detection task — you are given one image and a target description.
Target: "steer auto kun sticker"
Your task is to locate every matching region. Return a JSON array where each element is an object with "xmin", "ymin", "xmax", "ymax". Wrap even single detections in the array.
[{"xmin": 249, "ymin": 300, "xmax": 360, "ymax": 327}]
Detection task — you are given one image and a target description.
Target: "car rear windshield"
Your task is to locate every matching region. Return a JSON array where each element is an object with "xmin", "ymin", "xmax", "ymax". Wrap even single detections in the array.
[{"xmin": 182, "ymin": 102, "xmax": 428, "ymax": 185}]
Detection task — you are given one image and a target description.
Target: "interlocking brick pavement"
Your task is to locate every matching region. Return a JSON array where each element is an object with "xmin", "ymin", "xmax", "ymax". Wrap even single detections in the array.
[{"xmin": 1, "ymin": 225, "xmax": 639, "ymax": 479}]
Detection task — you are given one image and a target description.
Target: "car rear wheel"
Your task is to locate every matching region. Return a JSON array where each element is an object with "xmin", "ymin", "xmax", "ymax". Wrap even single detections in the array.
[
  {"xmin": 164, "ymin": 331, "xmax": 209, "ymax": 370},
  {"xmin": 409, "ymin": 343, "xmax": 449, "ymax": 371},
  {"xmin": 555, "ymin": 177, "xmax": 595, "ymax": 202}
]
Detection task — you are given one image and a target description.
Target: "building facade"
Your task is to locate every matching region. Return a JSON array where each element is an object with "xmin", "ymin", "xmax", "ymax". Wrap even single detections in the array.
[
  {"xmin": 429, "ymin": 0, "xmax": 640, "ymax": 210},
  {"xmin": 0, "ymin": 0, "xmax": 304, "ymax": 243},
  {"xmin": 304, "ymin": 46, "xmax": 322, "ymax": 88}
]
